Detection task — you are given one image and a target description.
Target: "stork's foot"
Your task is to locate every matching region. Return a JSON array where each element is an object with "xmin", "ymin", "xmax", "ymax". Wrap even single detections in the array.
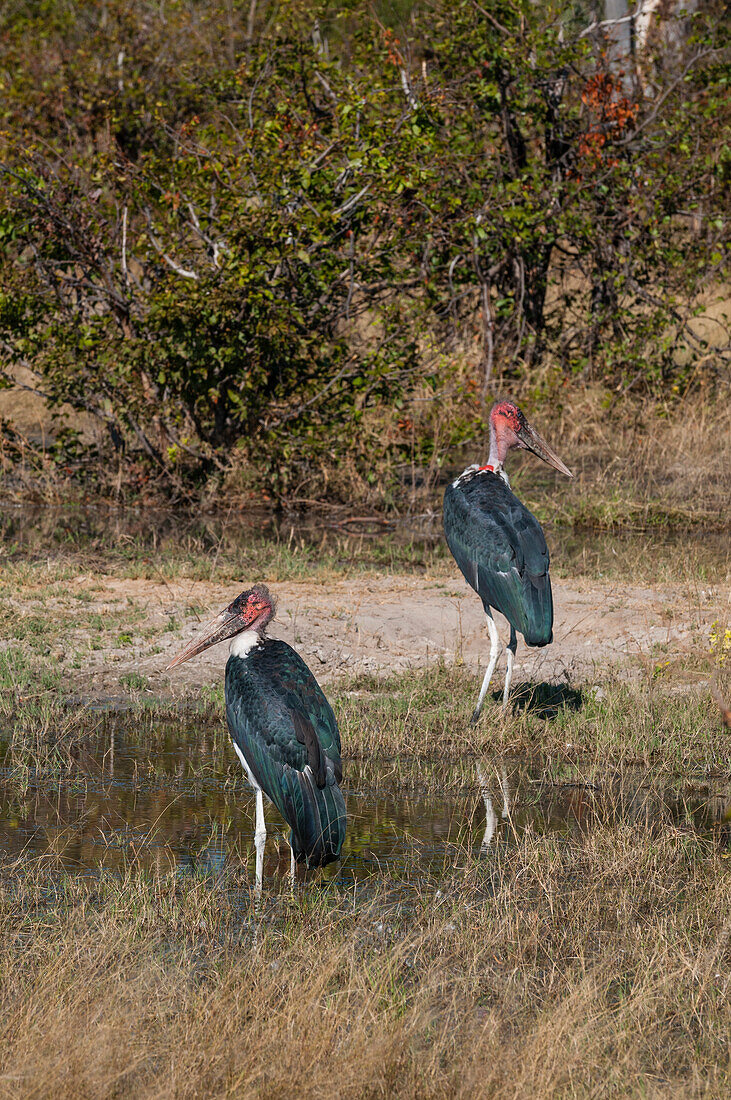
[{"xmin": 470, "ymin": 705, "xmax": 483, "ymax": 727}]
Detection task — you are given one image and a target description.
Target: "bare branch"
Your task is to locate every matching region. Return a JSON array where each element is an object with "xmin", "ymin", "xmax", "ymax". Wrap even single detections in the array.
[
  {"xmin": 143, "ymin": 210, "xmax": 199, "ymax": 280},
  {"xmin": 620, "ymin": 48, "xmax": 717, "ymax": 146},
  {"xmin": 186, "ymin": 202, "xmax": 226, "ymax": 269},
  {"xmin": 580, "ymin": 1, "xmax": 644, "ymax": 39},
  {"xmin": 246, "ymin": 0, "xmax": 257, "ymax": 42},
  {"xmin": 315, "ymin": 71, "xmax": 339, "ymax": 103},
  {"xmin": 345, "ymin": 232, "xmax": 356, "ymax": 321},
  {"xmin": 480, "ymin": 277, "xmax": 495, "ymax": 397},
  {"xmin": 121, "ymin": 205, "xmax": 128, "ymax": 283},
  {"xmin": 400, "ymin": 69, "xmax": 419, "ymax": 111},
  {"xmin": 471, "ymin": 1, "xmax": 510, "ymax": 35},
  {"xmin": 333, "ymin": 185, "xmax": 370, "ymax": 219}
]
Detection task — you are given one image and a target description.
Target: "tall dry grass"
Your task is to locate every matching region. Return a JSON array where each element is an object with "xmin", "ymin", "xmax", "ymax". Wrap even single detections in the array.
[
  {"xmin": 2, "ymin": 363, "xmax": 729, "ymax": 521},
  {"xmin": 513, "ymin": 387, "xmax": 731, "ymax": 528},
  {"xmin": 0, "ymin": 817, "xmax": 728, "ymax": 1098}
]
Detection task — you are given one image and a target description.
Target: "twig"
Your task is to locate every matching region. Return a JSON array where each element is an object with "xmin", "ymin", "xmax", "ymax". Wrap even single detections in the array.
[
  {"xmin": 148, "ymin": 234, "xmax": 199, "ymax": 280},
  {"xmin": 143, "ymin": 209, "xmax": 199, "ymax": 280},
  {"xmin": 315, "ymin": 71, "xmax": 339, "ymax": 103},
  {"xmin": 580, "ymin": 1, "xmax": 644, "ymax": 39},
  {"xmin": 121, "ymin": 206, "xmax": 128, "ymax": 283},
  {"xmin": 471, "ymin": 236, "xmax": 501, "ymax": 397},
  {"xmin": 619, "ymin": 48, "xmax": 717, "ymax": 146},
  {"xmin": 480, "ymin": 277, "xmax": 495, "ymax": 398},
  {"xmin": 345, "ymin": 231, "xmax": 356, "ymax": 321},
  {"xmin": 471, "ymin": 0, "xmax": 509, "ymax": 35},
  {"xmin": 246, "ymin": 0, "xmax": 257, "ymax": 42},
  {"xmin": 400, "ymin": 69, "xmax": 419, "ymax": 111},
  {"xmin": 186, "ymin": 202, "xmax": 225, "ymax": 269},
  {"xmin": 333, "ymin": 185, "xmax": 370, "ymax": 219}
]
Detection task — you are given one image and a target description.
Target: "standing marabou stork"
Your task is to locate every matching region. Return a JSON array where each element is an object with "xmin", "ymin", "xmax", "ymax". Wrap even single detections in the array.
[
  {"xmin": 166, "ymin": 584, "xmax": 346, "ymax": 891},
  {"xmin": 444, "ymin": 400, "xmax": 573, "ymax": 723}
]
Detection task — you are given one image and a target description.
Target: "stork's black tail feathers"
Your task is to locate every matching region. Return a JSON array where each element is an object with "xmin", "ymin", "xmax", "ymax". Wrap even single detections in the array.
[{"xmin": 278, "ymin": 765, "xmax": 346, "ymax": 867}]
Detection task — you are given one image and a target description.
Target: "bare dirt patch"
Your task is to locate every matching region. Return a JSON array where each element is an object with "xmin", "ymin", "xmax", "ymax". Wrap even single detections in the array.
[{"xmin": 29, "ymin": 570, "xmax": 725, "ymax": 699}]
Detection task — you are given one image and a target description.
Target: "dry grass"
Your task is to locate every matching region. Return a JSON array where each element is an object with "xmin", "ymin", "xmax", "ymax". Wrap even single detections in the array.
[
  {"xmin": 513, "ymin": 388, "xmax": 731, "ymax": 529},
  {"xmin": 0, "ymin": 818, "xmax": 728, "ymax": 1099},
  {"xmin": 1, "ymin": 374, "xmax": 730, "ymax": 526},
  {"xmin": 3, "ymin": 654, "xmax": 729, "ymax": 780},
  {"xmin": 1, "ymin": 659, "xmax": 729, "ymax": 1097}
]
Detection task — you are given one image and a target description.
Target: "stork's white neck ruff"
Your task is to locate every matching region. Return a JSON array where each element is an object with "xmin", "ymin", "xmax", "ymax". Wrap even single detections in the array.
[
  {"xmin": 230, "ymin": 629, "xmax": 262, "ymax": 658},
  {"xmin": 452, "ymin": 463, "xmax": 510, "ymax": 489}
]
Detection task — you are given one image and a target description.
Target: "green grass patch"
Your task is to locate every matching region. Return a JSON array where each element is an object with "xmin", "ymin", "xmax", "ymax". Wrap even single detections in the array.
[{"xmin": 334, "ymin": 663, "xmax": 731, "ymax": 775}]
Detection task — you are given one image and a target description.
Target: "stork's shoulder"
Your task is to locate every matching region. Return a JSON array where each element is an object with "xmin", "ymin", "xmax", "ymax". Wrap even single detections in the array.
[
  {"xmin": 233, "ymin": 635, "xmax": 342, "ymax": 770},
  {"xmin": 443, "ymin": 465, "xmax": 549, "ymax": 573},
  {"xmin": 248, "ymin": 637, "xmax": 317, "ymax": 683},
  {"xmin": 244, "ymin": 639, "xmax": 337, "ymax": 724}
]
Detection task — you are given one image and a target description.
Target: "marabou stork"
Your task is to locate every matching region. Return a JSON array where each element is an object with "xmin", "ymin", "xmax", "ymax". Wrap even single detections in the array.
[
  {"xmin": 443, "ymin": 400, "xmax": 573, "ymax": 723},
  {"xmin": 166, "ymin": 584, "xmax": 346, "ymax": 891}
]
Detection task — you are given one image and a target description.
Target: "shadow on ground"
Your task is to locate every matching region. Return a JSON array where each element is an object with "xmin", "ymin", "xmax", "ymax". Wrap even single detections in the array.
[{"xmin": 498, "ymin": 681, "xmax": 585, "ymax": 719}]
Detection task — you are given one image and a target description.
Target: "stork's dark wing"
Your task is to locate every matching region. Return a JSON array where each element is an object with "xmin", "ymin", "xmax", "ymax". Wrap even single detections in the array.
[
  {"xmin": 225, "ymin": 638, "xmax": 342, "ymax": 791},
  {"xmin": 443, "ymin": 472, "xmax": 553, "ymax": 647}
]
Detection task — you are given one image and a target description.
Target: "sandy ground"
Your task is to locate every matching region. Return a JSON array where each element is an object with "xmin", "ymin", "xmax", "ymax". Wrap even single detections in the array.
[{"xmin": 44, "ymin": 571, "xmax": 726, "ymax": 699}]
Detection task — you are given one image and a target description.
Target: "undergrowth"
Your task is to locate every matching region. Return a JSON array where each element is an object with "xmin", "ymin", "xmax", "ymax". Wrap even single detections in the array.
[{"xmin": 0, "ymin": 818, "xmax": 728, "ymax": 1097}]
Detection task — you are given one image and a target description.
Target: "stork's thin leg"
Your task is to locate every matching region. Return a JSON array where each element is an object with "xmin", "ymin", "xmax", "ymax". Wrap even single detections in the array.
[
  {"xmin": 254, "ymin": 788, "xmax": 266, "ymax": 898},
  {"xmin": 290, "ymin": 844, "xmax": 296, "ymax": 888},
  {"xmin": 501, "ymin": 627, "xmax": 517, "ymax": 710},
  {"xmin": 471, "ymin": 612, "xmax": 501, "ymax": 725}
]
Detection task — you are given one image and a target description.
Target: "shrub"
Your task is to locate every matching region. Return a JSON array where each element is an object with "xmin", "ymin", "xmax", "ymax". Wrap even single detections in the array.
[{"xmin": 0, "ymin": 0, "xmax": 727, "ymax": 500}]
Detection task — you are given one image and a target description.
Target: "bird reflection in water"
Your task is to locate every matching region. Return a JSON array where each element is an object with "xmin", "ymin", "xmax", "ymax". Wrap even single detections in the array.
[{"xmin": 477, "ymin": 764, "xmax": 511, "ymax": 851}]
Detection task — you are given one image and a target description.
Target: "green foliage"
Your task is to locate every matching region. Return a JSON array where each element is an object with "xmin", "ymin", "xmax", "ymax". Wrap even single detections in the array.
[{"xmin": 0, "ymin": 0, "xmax": 728, "ymax": 500}]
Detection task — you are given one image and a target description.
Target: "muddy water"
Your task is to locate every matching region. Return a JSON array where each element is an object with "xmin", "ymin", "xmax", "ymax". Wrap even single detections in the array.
[{"xmin": 1, "ymin": 718, "xmax": 729, "ymax": 886}]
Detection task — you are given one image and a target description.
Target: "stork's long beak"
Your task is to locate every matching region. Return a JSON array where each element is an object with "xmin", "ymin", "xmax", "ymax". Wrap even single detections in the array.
[
  {"xmin": 166, "ymin": 608, "xmax": 246, "ymax": 670},
  {"xmin": 516, "ymin": 421, "xmax": 574, "ymax": 478}
]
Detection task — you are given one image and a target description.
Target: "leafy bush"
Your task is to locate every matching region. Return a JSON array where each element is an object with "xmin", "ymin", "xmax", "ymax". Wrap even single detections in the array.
[{"xmin": 0, "ymin": 0, "xmax": 728, "ymax": 500}]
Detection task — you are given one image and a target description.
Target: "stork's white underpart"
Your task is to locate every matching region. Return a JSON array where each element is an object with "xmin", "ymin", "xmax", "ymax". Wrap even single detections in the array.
[
  {"xmin": 233, "ymin": 741, "xmax": 261, "ymax": 795},
  {"xmin": 471, "ymin": 612, "xmax": 501, "ymax": 724}
]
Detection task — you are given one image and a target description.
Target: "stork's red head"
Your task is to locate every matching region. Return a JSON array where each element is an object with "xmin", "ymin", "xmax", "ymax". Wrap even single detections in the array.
[
  {"xmin": 166, "ymin": 584, "xmax": 276, "ymax": 669},
  {"xmin": 489, "ymin": 400, "xmax": 573, "ymax": 477}
]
